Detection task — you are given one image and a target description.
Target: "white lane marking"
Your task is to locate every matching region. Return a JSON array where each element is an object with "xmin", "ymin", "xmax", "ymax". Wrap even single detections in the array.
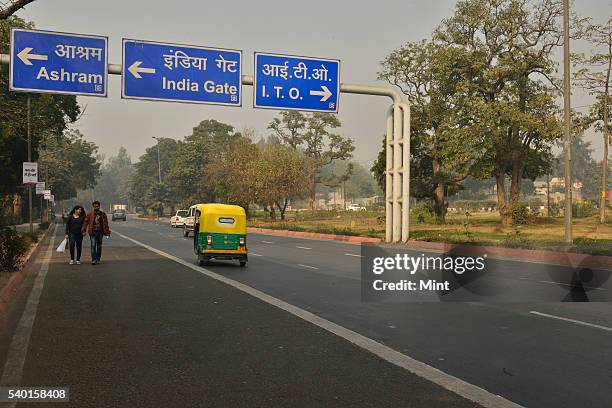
[
  {"xmin": 344, "ymin": 253, "xmax": 363, "ymax": 258},
  {"xmin": 1, "ymin": 224, "xmax": 57, "ymax": 401},
  {"xmin": 115, "ymin": 230, "xmax": 523, "ymax": 408},
  {"xmin": 530, "ymin": 311, "xmax": 612, "ymax": 333},
  {"xmin": 537, "ymin": 280, "xmax": 605, "ymax": 291},
  {"xmin": 250, "ymin": 253, "xmax": 263, "ymax": 257},
  {"xmin": 261, "ymin": 241, "xmax": 274, "ymax": 244},
  {"xmin": 297, "ymin": 264, "xmax": 318, "ymax": 270},
  {"xmin": 296, "ymin": 246, "xmax": 312, "ymax": 250}
]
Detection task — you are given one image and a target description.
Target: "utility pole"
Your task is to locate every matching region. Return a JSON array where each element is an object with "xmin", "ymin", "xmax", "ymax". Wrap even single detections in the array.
[
  {"xmin": 152, "ymin": 137, "xmax": 162, "ymax": 183},
  {"xmin": 601, "ymin": 20, "xmax": 611, "ymax": 224},
  {"xmin": 547, "ymin": 172, "xmax": 551, "ymax": 219},
  {"xmin": 44, "ymin": 166, "xmax": 48, "ymax": 223},
  {"xmin": 27, "ymin": 95, "xmax": 33, "ymax": 235},
  {"xmin": 563, "ymin": 0, "xmax": 573, "ymax": 245}
]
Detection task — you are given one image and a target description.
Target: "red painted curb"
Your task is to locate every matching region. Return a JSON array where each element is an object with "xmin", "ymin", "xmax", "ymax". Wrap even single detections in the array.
[
  {"xmin": 0, "ymin": 224, "xmax": 53, "ymax": 317},
  {"xmin": 247, "ymin": 227, "xmax": 382, "ymax": 244},
  {"xmin": 247, "ymin": 227, "xmax": 612, "ymax": 270}
]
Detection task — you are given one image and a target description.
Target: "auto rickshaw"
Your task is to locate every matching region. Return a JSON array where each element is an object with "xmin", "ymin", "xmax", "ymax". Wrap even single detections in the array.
[{"xmin": 192, "ymin": 204, "xmax": 248, "ymax": 267}]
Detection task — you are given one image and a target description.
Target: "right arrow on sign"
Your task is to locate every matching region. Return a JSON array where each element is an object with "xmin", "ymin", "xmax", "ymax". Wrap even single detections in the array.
[
  {"xmin": 128, "ymin": 61, "xmax": 156, "ymax": 78},
  {"xmin": 17, "ymin": 47, "xmax": 48, "ymax": 65},
  {"xmin": 310, "ymin": 85, "xmax": 332, "ymax": 102}
]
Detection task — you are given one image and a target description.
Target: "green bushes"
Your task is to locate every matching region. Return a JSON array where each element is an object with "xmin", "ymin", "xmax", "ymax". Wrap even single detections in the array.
[
  {"xmin": 412, "ymin": 202, "xmax": 435, "ymax": 224},
  {"xmin": 572, "ymin": 201, "xmax": 597, "ymax": 218},
  {"xmin": 0, "ymin": 228, "xmax": 31, "ymax": 272},
  {"xmin": 511, "ymin": 203, "xmax": 531, "ymax": 225}
]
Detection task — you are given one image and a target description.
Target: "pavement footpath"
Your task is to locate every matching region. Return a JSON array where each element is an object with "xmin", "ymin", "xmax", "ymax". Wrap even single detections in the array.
[{"xmin": 0, "ymin": 223, "xmax": 491, "ymax": 407}]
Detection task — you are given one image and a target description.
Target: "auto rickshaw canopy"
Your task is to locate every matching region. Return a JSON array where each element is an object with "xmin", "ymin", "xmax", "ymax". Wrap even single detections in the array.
[{"xmin": 195, "ymin": 204, "xmax": 247, "ymax": 234}]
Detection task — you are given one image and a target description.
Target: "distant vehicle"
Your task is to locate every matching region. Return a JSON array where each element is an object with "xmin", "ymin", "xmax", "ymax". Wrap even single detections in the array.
[
  {"xmin": 171, "ymin": 210, "xmax": 189, "ymax": 228},
  {"xmin": 112, "ymin": 204, "xmax": 127, "ymax": 212},
  {"xmin": 347, "ymin": 203, "xmax": 366, "ymax": 211},
  {"xmin": 183, "ymin": 205, "xmax": 198, "ymax": 237},
  {"xmin": 112, "ymin": 209, "xmax": 127, "ymax": 221}
]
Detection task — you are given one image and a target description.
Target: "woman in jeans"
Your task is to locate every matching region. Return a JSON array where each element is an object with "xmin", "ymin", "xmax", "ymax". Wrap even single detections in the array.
[{"xmin": 65, "ymin": 205, "xmax": 85, "ymax": 265}]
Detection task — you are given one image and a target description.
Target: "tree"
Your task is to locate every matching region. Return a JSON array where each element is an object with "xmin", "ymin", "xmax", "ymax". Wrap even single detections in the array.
[
  {"xmin": 573, "ymin": 18, "xmax": 611, "ymax": 222},
  {"xmin": 257, "ymin": 144, "xmax": 311, "ymax": 219},
  {"xmin": 146, "ymin": 182, "xmax": 172, "ymax": 217},
  {"xmin": 166, "ymin": 119, "xmax": 241, "ymax": 207},
  {"xmin": 268, "ymin": 111, "xmax": 354, "ymax": 209},
  {"xmin": 37, "ymin": 129, "xmax": 101, "ymax": 201},
  {"xmin": 553, "ymin": 133, "xmax": 600, "ymax": 199},
  {"xmin": 205, "ymin": 136, "xmax": 261, "ymax": 212},
  {"xmin": 379, "ymin": 40, "xmax": 479, "ymax": 223},
  {"xmin": 129, "ymin": 138, "xmax": 180, "ymax": 213},
  {"xmin": 433, "ymin": 0, "xmax": 564, "ymax": 225},
  {"xmin": 268, "ymin": 111, "xmax": 306, "ymax": 149},
  {"xmin": 94, "ymin": 147, "xmax": 133, "ymax": 207}
]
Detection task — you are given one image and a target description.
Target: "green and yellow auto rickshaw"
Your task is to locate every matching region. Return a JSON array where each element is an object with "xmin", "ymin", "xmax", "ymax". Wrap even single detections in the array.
[{"xmin": 192, "ymin": 204, "xmax": 248, "ymax": 267}]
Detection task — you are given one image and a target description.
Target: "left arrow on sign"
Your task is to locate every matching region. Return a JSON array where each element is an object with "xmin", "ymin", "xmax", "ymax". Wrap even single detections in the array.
[
  {"xmin": 309, "ymin": 85, "xmax": 333, "ymax": 102},
  {"xmin": 128, "ymin": 61, "xmax": 156, "ymax": 79},
  {"xmin": 17, "ymin": 47, "xmax": 48, "ymax": 65}
]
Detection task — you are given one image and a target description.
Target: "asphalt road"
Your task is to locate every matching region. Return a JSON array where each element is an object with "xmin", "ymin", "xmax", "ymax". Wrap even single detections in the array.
[
  {"xmin": 0, "ymin": 222, "xmax": 483, "ymax": 408},
  {"xmin": 1, "ymin": 217, "xmax": 611, "ymax": 407}
]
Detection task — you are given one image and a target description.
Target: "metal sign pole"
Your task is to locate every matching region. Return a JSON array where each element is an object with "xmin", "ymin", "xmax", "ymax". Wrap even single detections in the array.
[{"xmin": 27, "ymin": 95, "xmax": 33, "ymax": 235}]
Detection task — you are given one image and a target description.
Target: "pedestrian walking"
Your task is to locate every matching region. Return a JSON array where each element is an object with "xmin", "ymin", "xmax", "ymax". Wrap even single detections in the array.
[
  {"xmin": 82, "ymin": 201, "xmax": 111, "ymax": 265},
  {"xmin": 65, "ymin": 205, "xmax": 86, "ymax": 265}
]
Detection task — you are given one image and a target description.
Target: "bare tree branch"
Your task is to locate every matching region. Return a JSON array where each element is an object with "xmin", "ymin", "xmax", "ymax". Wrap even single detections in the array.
[{"xmin": 0, "ymin": 0, "xmax": 36, "ymax": 20}]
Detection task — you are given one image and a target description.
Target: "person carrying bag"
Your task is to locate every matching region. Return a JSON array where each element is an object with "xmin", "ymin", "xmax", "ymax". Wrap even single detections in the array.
[{"xmin": 65, "ymin": 205, "xmax": 86, "ymax": 265}]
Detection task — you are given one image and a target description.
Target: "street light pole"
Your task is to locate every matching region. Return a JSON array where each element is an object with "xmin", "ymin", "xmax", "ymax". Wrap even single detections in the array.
[
  {"xmin": 563, "ymin": 0, "xmax": 573, "ymax": 245},
  {"xmin": 152, "ymin": 137, "xmax": 162, "ymax": 183}
]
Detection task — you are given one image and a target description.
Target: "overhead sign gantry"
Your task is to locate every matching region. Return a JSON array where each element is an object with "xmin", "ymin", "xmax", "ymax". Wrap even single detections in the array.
[{"xmin": 4, "ymin": 28, "xmax": 410, "ymax": 243}]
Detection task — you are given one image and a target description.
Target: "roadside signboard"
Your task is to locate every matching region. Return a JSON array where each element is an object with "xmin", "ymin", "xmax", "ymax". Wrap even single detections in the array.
[
  {"xmin": 122, "ymin": 39, "xmax": 242, "ymax": 106},
  {"xmin": 22, "ymin": 162, "xmax": 38, "ymax": 185},
  {"xmin": 43, "ymin": 190, "xmax": 51, "ymax": 200},
  {"xmin": 35, "ymin": 182, "xmax": 46, "ymax": 195},
  {"xmin": 253, "ymin": 52, "xmax": 340, "ymax": 113},
  {"xmin": 10, "ymin": 28, "xmax": 108, "ymax": 96}
]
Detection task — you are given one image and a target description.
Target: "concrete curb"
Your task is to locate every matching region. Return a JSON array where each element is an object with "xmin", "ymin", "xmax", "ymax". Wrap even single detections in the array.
[
  {"xmin": 248, "ymin": 227, "xmax": 612, "ymax": 270},
  {"xmin": 247, "ymin": 227, "xmax": 382, "ymax": 244},
  {"xmin": 0, "ymin": 223, "xmax": 54, "ymax": 317}
]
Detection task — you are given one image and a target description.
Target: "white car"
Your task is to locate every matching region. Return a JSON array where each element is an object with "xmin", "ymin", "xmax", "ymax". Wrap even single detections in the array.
[
  {"xmin": 183, "ymin": 205, "xmax": 198, "ymax": 237},
  {"xmin": 170, "ymin": 210, "xmax": 189, "ymax": 228},
  {"xmin": 347, "ymin": 203, "xmax": 366, "ymax": 211}
]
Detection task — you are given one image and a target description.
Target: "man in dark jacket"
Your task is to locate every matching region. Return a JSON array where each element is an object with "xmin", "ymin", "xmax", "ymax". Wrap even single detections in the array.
[{"xmin": 82, "ymin": 201, "xmax": 111, "ymax": 265}]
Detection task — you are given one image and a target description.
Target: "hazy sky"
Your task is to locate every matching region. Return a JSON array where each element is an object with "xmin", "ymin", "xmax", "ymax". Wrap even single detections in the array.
[{"xmin": 16, "ymin": 0, "xmax": 612, "ymax": 166}]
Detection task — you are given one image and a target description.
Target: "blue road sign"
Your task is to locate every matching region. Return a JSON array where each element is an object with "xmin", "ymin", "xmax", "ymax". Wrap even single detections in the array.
[
  {"xmin": 10, "ymin": 28, "xmax": 108, "ymax": 97},
  {"xmin": 254, "ymin": 52, "xmax": 340, "ymax": 113},
  {"xmin": 122, "ymin": 39, "xmax": 242, "ymax": 106}
]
